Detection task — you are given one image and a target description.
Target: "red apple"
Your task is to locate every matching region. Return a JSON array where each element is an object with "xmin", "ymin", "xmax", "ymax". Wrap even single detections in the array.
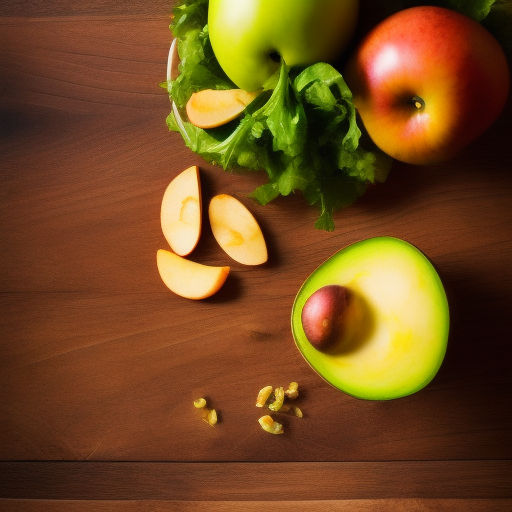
[{"xmin": 345, "ymin": 6, "xmax": 510, "ymax": 165}]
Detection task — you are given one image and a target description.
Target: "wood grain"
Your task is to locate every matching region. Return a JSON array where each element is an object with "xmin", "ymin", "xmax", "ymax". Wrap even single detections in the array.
[
  {"xmin": 2, "ymin": 501, "xmax": 512, "ymax": 512},
  {"xmin": 1, "ymin": 461, "xmax": 511, "ymax": 500},
  {"xmin": 1, "ymin": 0, "xmax": 511, "ymax": 505}
]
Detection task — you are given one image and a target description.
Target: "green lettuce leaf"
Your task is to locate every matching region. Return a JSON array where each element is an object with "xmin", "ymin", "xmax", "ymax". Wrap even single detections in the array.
[
  {"xmin": 167, "ymin": 0, "xmax": 233, "ymax": 107},
  {"xmin": 167, "ymin": 57, "xmax": 393, "ymax": 231},
  {"xmin": 371, "ymin": 0, "xmax": 497, "ymax": 22},
  {"xmin": 441, "ymin": 0, "xmax": 495, "ymax": 21},
  {"xmin": 483, "ymin": 0, "xmax": 512, "ymax": 54}
]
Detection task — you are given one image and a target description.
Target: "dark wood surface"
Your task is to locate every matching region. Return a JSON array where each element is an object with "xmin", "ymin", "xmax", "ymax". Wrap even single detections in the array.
[
  {"xmin": 2, "ymin": 499, "xmax": 512, "ymax": 512},
  {"xmin": 1, "ymin": 0, "xmax": 511, "ymax": 508}
]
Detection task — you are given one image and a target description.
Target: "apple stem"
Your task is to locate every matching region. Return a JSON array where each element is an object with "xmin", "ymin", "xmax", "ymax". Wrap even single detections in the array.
[
  {"xmin": 268, "ymin": 51, "xmax": 281, "ymax": 63},
  {"xmin": 411, "ymin": 95, "xmax": 425, "ymax": 111}
]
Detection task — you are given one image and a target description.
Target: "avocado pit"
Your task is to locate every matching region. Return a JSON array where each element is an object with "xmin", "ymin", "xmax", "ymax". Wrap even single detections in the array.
[{"xmin": 301, "ymin": 285, "xmax": 358, "ymax": 352}]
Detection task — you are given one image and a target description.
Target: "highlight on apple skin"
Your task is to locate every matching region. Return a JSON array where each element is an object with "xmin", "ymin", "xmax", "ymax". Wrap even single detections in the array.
[{"xmin": 345, "ymin": 6, "xmax": 510, "ymax": 165}]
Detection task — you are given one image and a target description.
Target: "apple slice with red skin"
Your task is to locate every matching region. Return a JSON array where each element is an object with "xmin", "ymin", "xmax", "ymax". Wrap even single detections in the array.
[
  {"xmin": 157, "ymin": 249, "xmax": 230, "ymax": 300},
  {"xmin": 161, "ymin": 166, "xmax": 202, "ymax": 257}
]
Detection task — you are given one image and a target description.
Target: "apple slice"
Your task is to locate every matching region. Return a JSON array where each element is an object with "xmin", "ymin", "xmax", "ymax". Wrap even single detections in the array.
[
  {"xmin": 209, "ymin": 194, "xmax": 267, "ymax": 266},
  {"xmin": 157, "ymin": 249, "xmax": 230, "ymax": 300},
  {"xmin": 186, "ymin": 89, "xmax": 261, "ymax": 129},
  {"xmin": 161, "ymin": 166, "xmax": 202, "ymax": 257}
]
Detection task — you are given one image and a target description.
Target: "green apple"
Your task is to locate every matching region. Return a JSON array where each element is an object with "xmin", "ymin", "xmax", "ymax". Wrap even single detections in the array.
[
  {"xmin": 291, "ymin": 237, "xmax": 450, "ymax": 400},
  {"xmin": 345, "ymin": 6, "xmax": 510, "ymax": 165},
  {"xmin": 208, "ymin": 0, "xmax": 359, "ymax": 92}
]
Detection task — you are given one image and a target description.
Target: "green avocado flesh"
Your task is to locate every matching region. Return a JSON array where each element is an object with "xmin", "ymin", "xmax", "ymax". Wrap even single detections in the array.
[{"xmin": 291, "ymin": 237, "xmax": 449, "ymax": 400}]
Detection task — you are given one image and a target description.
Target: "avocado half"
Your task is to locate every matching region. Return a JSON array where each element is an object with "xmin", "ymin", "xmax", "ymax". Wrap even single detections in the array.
[{"xmin": 291, "ymin": 237, "xmax": 449, "ymax": 400}]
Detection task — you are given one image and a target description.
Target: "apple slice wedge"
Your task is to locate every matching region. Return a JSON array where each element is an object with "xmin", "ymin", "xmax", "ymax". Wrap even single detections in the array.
[
  {"xmin": 161, "ymin": 166, "xmax": 202, "ymax": 257},
  {"xmin": 186, "ymin": 89, "xmax": 261, "ymax": 129},
  {"xmin": 157, "ymin": 249, "xmax": 230, "ymax": 300},
  {"xmin": 209, "ymin": 194, "xmax": 268, "ymax": 266}
]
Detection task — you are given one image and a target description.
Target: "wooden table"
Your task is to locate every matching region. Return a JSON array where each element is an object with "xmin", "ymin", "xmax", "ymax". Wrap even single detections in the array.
[{"xmin": 1, "ymin": 1, "xmax": 511, "ymax": 510}]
